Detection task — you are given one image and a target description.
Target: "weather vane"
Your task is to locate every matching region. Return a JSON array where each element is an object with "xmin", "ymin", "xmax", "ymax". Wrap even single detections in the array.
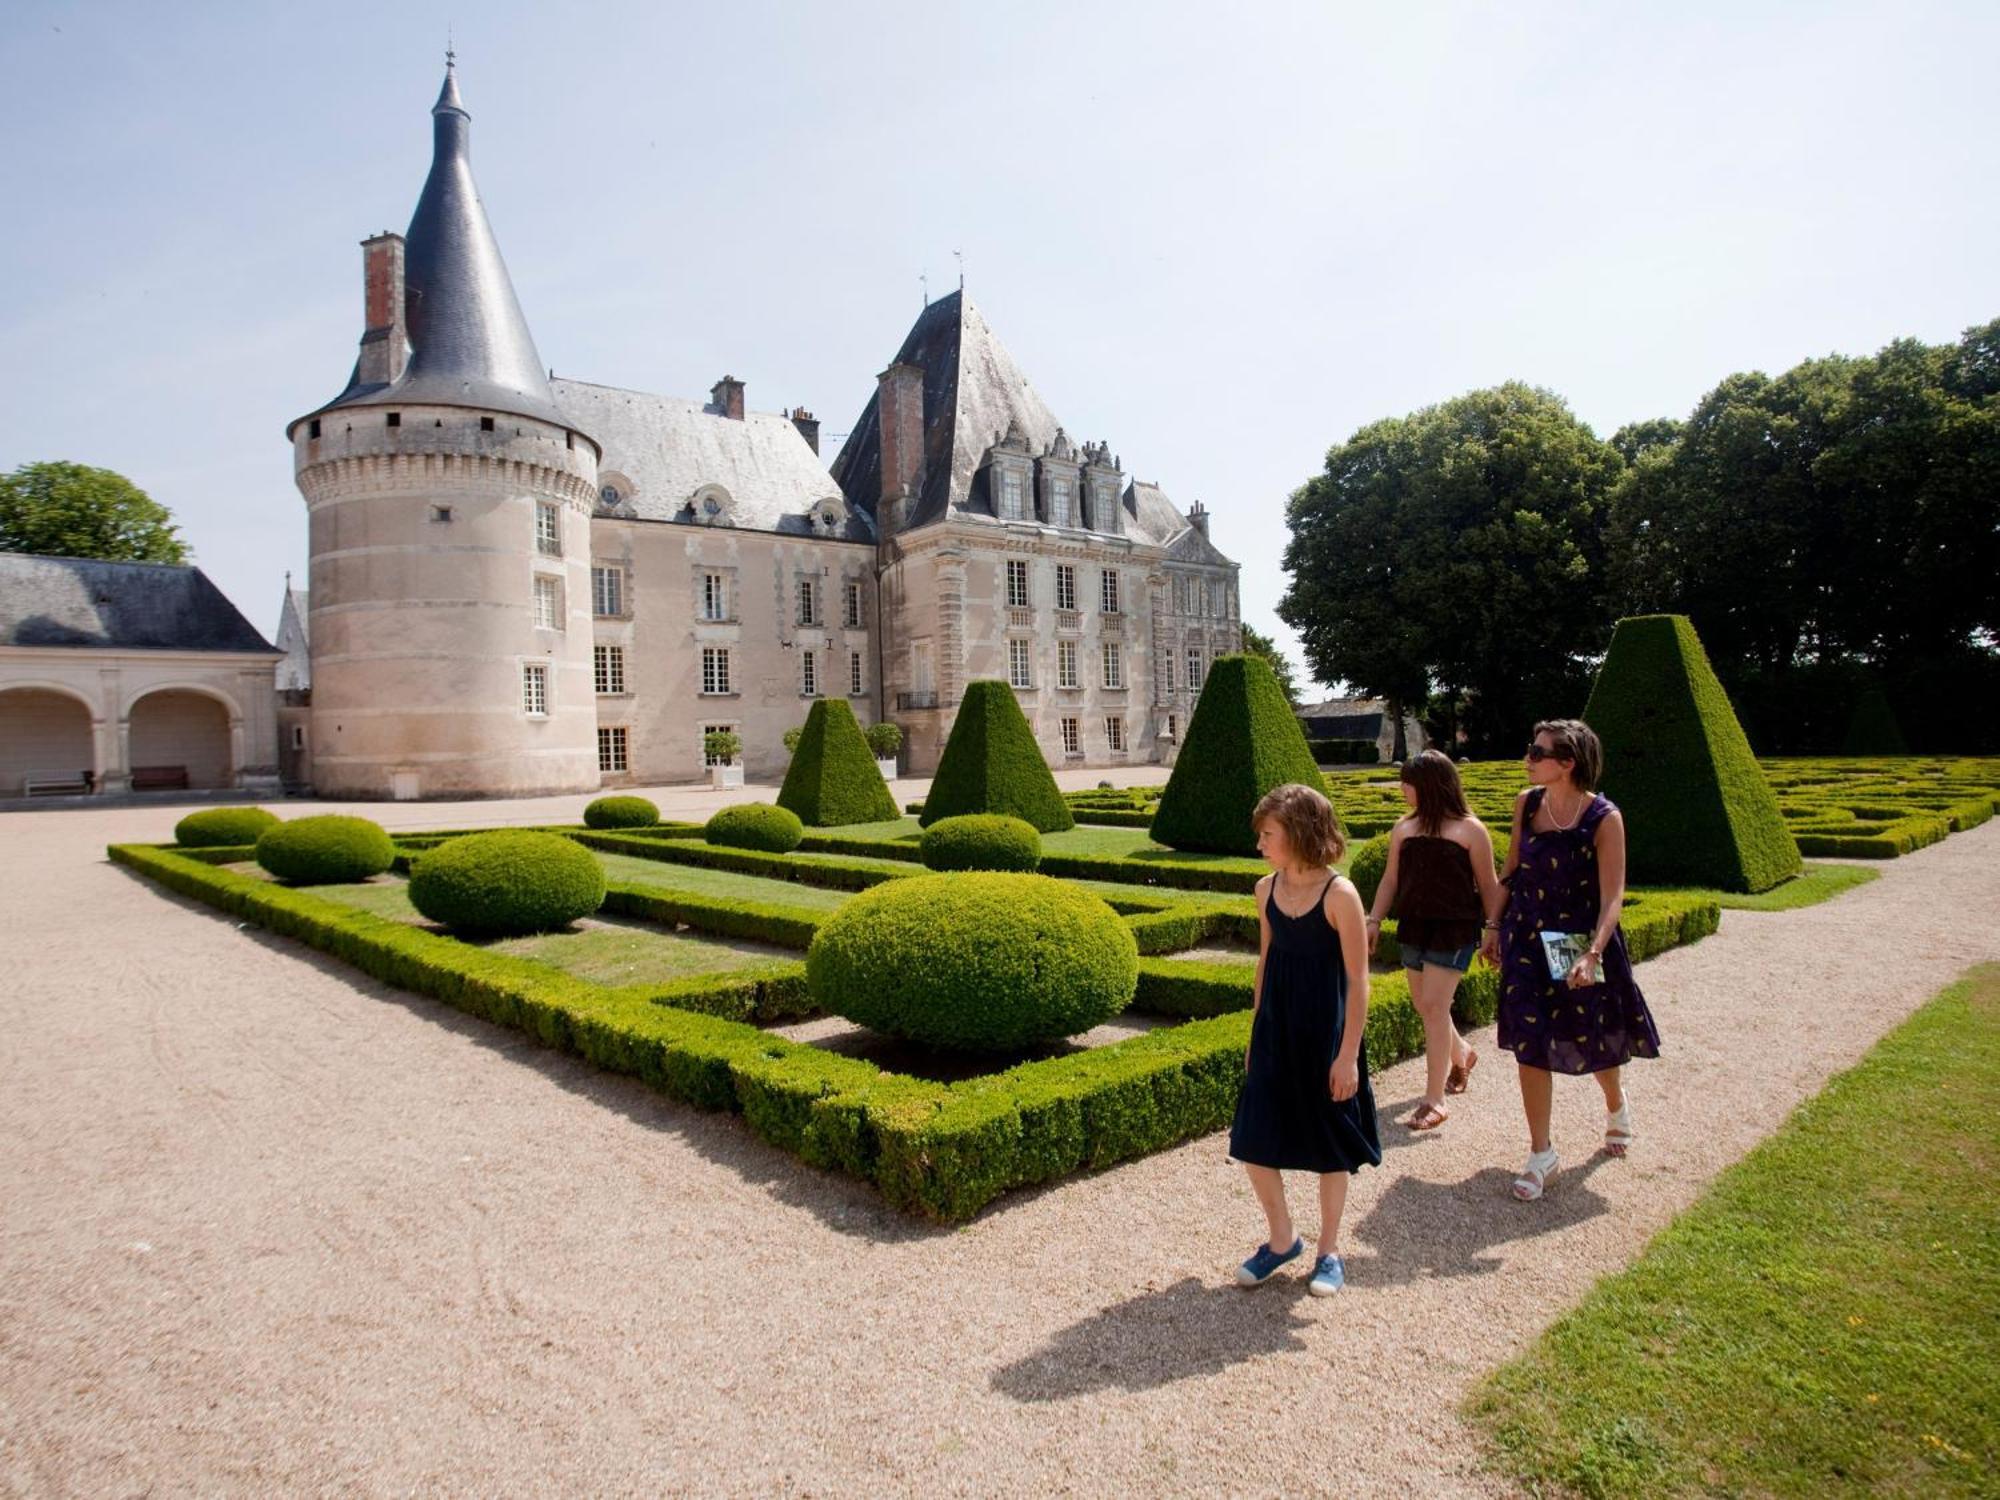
[{"xmin": 953, "ymin": 249, "xmax": 964, "ymax": 291}]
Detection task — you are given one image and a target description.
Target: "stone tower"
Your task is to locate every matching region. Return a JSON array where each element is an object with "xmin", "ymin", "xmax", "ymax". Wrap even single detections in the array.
[{"xmin": 286, "ymin": 63, "xmax": 601, "ymax": 799}]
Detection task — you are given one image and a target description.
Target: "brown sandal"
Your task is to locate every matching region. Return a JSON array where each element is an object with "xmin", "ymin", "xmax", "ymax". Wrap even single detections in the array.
[
  {"xmin": 1445, "ymin": 1048, "xmax": 1479, "ymax": 1096},
  {"xmin": 1407, "ymin": 1102, "xmax": 1450, "ymax": 1132}
]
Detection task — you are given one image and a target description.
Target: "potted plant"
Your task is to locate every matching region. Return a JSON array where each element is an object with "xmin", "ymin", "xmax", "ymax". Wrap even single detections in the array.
[
  {"xmin": 865, "ymin": 720, "xmax": 903, "ymax": 778},
  {"xmin": 704, "ymin": 729, "xmax": 744, "ymax": 788}
]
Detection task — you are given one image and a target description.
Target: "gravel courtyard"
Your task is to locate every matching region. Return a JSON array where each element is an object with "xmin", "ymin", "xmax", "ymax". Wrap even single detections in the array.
[{"xmin": 4, "ymin": 782, "xmax": 1995, "ymax": 1497}]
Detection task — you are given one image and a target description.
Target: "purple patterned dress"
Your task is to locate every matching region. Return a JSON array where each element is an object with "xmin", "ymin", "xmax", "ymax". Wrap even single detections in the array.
[{"xmin": 1497, "ymin": 789, "xmax": 1661, "ymax": 1075}]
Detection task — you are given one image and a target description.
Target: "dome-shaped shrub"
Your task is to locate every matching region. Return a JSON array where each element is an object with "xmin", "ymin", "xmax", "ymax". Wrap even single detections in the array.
[
  {"xmin": 255, "ymin": 815, "xmax": 394, "ymax": 885},
  {"xmin": 807, "ymin": 873, "xmax": 1137, "ymax": 1050},
  {"xmin": 584, "ymin": 795, "xmax": 659, "ymax": 830},
  {"xmin": 176, "ymin": 806, "xmax": 280, "ymax": 848},
  {"xmin": 407, "ymin": 830, "xmax": 606, "ymax": 936},
  {"xmin": 1347, "ymin": 834, "xmax": 1390, "ymax": 909},
  {"xmin": 705, "ymin": 802, "xmax": 804, "ymax": 853},
  {"xmin": 920, "ymin": 813, "xmax": 1041, "ymax": 872}
]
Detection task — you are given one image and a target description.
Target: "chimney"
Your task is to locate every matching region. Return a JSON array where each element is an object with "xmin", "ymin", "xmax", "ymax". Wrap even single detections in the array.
[
  {"xmin": 357, "ymin": 232, "xmax": 407, "ymax": 388},
  {"xmin": 710, "ymin": 375, "xmax": 746, "ymax": 421},
  {"xmin": 877, "ymin": 362, "xmax": 925, "ymax": 512},
  {"xmin": 1187, "ymin": 500, "xmax": 1210, "ymax": 537},
  {"xmin": 790, "ymin": 406, "xmax": 821, "ymax": 455}
]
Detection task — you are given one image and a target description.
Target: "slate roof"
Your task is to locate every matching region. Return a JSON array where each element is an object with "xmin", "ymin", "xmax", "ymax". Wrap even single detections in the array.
[
  {"xmin": 275, "ymin": 584, "xmax": 310, "ymax": 691},
  {"xmin": 1300, "ymin": 711, "xmax": 1385, "ymax": 741},
  {"xmin": 830, "ymin": 292, "xmax": 1068, "ymax": 530},
  {"xmin": 0, "ymin": 554, "xmax": 277, "ymax": 653},
  {"xmin": 553, "ymin": 380, "xmax": 867, "ymax": 540},
  {"xmin": 292, "ymin": 64, "xmax": 578, "ymax": 439}
]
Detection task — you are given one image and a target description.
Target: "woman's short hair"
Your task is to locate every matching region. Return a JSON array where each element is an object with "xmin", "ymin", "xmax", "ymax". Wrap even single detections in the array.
[
  {"xmin": 1533, "ymin": 718, "xmax": 1604, "ymax": 792},
  {"xmin": 1399, "ymin": 748, "xmax": 1471, "ymax": 835},
  {"xmin": 1251, "ymin": 782, "xmax": 1346, "ymax": 866}
]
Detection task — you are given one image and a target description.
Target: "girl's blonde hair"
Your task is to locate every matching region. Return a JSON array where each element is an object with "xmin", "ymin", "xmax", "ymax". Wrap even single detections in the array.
[{"xmin": 1251, "ymin": 782, "xmax": 1346, "ymax": 867}]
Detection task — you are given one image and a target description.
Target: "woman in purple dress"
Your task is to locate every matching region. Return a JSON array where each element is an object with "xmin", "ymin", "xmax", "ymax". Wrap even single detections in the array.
[{"xmin": 1481, "ymin": 719, "xmax": 1659, "ymax": 1200}]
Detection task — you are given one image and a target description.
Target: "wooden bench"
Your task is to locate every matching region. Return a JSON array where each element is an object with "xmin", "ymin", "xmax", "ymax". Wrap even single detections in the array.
[
  {"xmin": 130, "ymin": 765, "xmax": 191, "ymax": 791},
  {"xmin": 23, "ymin": 770, "xmax": 93, "ymax": 796}
]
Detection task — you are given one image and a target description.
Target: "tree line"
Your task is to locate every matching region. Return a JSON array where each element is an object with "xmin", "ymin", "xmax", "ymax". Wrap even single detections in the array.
[{"xmin": 1279, "ymin": 317, "xmax": 2000, "ymax": 755}]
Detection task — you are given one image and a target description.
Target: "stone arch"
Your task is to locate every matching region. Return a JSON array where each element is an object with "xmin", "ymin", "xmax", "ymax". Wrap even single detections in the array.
[
  {"xmin": 125, "ymin": 684, "xmax": 240, "ymax": 791},
  {"xmin": 0, "ymin": 684, "xmax": 99, "ymax": 795}
]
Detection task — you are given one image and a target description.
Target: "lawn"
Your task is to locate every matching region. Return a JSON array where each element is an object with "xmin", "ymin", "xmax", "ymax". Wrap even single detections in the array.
[{"xmin": 1468, "ymin": 963, "xmax": 2000, "ymax": 1498}]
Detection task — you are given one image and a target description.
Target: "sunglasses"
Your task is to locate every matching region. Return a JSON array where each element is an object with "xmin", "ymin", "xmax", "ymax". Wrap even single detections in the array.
[{"xmin": 1523, "ymin": 745, "xmax": 1574, "ymax": 764}]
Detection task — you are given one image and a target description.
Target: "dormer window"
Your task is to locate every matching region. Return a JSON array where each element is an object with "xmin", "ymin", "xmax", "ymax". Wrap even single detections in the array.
[
  {"xmin": 999, "ymin": 469, "xmax": 1026, "ymax": 521},
  {"xmin": 600, "ymin": 484, "xmax": 621, "ymax": 507},
  {"xmin": 1050, "ymin": 477, "xmax": 1072, "ymax": 527}
]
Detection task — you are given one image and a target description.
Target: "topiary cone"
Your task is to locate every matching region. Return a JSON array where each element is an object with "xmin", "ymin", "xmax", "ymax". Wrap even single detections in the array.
[
  {"xmin": 1151, "ymin": 654, "xmax": 1326, "ymax": 855},
  {"xmin": 1583, "ymin": 613, "xmax": 1800, "ymax": 892},
  {"xmin": 776, "ymin": 697, "xmax": 900, "ymax": 827},
  {"xmin": 919, "ymin": 679, "xmax": 1073, "ymax": 831}
]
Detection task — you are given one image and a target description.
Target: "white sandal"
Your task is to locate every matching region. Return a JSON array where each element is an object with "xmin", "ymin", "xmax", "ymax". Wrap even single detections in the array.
[
  {"xmin": 1512, "ymin": 1146, "xmax": 1559, "ymax": 1201},
  {"xmin": 1605, "ymin": 1096, "xmax": 1635, "ymax": 1158}
]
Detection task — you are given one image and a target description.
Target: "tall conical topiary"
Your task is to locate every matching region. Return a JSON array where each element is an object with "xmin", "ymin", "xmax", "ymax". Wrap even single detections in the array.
[
  {"xmin": 920, "ymin": 680, "xmax": 1073, "ymax": 831},
  {"xmin": 776, "ymin": 697, "xmax": 899, "ymax": 827},
  {"xmin": 1151, "ymin": 654, "xmax": 1327, "ymax": 855},
  {"xmin": 1583, "ymin": 614, "xmax": 1800, "ymax": 892},
  {"xmin": 1841, "ymin": 684, "xmax": 1909, "ymax": 756}
]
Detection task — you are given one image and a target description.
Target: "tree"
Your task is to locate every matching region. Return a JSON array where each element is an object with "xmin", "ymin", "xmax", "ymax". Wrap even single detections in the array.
[
  {"xmin": 1281, "ymin": 383, "xmax": 1622, "ymax": 755},
  {"xmin": 0, "ymin": 461, "xmax": 187, "ymax": 563},
  {"xmin": 1238, "ymin": 623, "xmax": 1302, "ymax": 707}
]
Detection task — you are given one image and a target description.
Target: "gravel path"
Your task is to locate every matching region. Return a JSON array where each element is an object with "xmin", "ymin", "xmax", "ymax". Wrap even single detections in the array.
[{"xmin": 3, "ymin": 792, "xmax": 1995, "ymax": 1498}]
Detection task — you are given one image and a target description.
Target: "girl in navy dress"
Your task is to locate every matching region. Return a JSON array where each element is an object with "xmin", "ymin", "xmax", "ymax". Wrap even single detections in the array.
[
  {"xmin": 1229, "ymin": 783, "xmax": 1380, "ymax": 1295},
  {"xmin": 1483, "ymin": 719, "xmax": 1660, "ymax": 1200}
]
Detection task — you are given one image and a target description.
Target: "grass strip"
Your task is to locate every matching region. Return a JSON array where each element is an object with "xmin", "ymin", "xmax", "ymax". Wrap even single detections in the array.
[{"xmin": 1468, "ymin": 963, "xmax": 2000, "ymax": 1499}]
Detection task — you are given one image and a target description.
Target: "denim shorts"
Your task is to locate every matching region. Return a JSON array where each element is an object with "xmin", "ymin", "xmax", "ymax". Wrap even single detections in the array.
[{"xmin": 1400, "ymin": 941, "xmax": 1476, "ymax": 973}]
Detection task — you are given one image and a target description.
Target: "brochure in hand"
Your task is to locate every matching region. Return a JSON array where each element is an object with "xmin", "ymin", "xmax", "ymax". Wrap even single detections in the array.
[{"xmin": 1540, "ymin": 930, "xmax": 1594, "ymax": 983}]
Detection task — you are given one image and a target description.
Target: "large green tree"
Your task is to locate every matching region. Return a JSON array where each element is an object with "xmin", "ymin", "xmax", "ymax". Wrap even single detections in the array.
[
  {"xmin": 1280, "ymin": 383, "xmax": 1622, "ymax": 755},
  {"xmin": 0, "ymin": 461, "xmax": 187, "ymax": 564},
  {"xmin": 1238, "ymin": 623, "xmax": 1302, "ymax": 707}
]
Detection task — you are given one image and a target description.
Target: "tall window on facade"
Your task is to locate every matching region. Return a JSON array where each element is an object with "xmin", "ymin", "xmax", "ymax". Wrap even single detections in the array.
[
  {"xmin": 844, "ymin": 581, "xmax": 862, "ymax": 628},
  {"xmin": 1006, "ymin": 558, "xmax": 1030, "ymax": 608},
  {"xmin": 1057, "ymin": 639, "xmax": 1079, "ymax": 689},
  {"xmin": 701, "ymin": 722, "xmax": 734, "ymax": 767},
  {"xmin": 1060, "ymin": 717, "xmax": 1081, "ymax": 756},
  {"xmin": 701, "ymin": 572, "xmax": 727, "ymax": 622},
  {"xmin": 1187, "ymin": 648, "xmax": 1204, "ymax": 692},
  {"xmin": 1162, "ymin": 651, "xmax": 1176, "ymax": 694},
  {"xmin": 849, "ymin": 650, "xmax": 865, "ymax": 696},
  {"xmin": 999, "ymin": 469, "xmax": 1025, "ymax": 520},
  {"xmin": 522, "ymin": 663, "xmax": 548, "ymax": 716},
  {"xmin": 597, "ymin": 726, "xmax": 628, "ymax": 772},
  {"xmin": 591, "ymin": 565, "xmax": 624, "ymax": 618},
  {"xmin": 535, "ymin": 502, "xmax": 561, "ymax": 557},
  {"xmin": 593, "ymin": 644, "xmax": 625, "ymax": 695},
  {"xmin": 1102, "ymin": 641, "xmax": 1123, "ymax": 689},
  {"xmin": 1167, "ymin": 712, "xmax": 1178, "ymax": 738},
  {"xmin": 1055, "ymin": 565, "xmax": 1077, "ymax": 612},
  {"xmin": 798, "ymin": 577, "xmax": 819, "ymax": 626},
  {"xmin": 1105, "ymin": 716, "xmax": 1125, "ymax": 753},
  {"xmin": 1196, "ymin": 578, "xmax": 1210, "ymax": 616},
  {"xmin": 701, "ymin": 647, "xmax": 731, "ymax": 695},
  {"xmin": 1051, "ymin": 478, "xmax": 1072, "ymax": 526},
  {"xmin": 1008, "ymin": 639, "xmax": 1033, "ymax": 689},
  {"xmin": 533, "ymin": 575, "xmax": 563, "ymax": 630},
  {"xmin": 801, "ymin": 649, "xmax": 819, "ymax": 697},
  {"xmin": 1100, "ymin": 570, "xmax": 1121, "ymax": 614}
]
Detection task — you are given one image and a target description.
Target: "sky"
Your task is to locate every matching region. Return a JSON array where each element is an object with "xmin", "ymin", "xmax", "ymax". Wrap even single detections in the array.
[{"xmin": 2, "ymin": 0, "xmax": 1995, "ymax": 698}]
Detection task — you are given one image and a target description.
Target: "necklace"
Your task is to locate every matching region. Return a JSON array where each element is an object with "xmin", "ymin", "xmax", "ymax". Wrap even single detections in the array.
[{"xmin": 1542, "ymin": 788, "xmax": 1588, "ymax": 832}]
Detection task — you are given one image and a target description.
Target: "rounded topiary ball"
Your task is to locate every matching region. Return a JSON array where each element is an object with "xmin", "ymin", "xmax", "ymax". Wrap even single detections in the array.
[
  {"xmin": 807, "ymin": 873, "xmax": 1137, "ymax": 1051},
  {"xmin": 583, "ymin": 795, "xmax": 659, "ymax": 830},
  {"xmin": 176, "ymin": 806, "xmax": 280, "ymax": 848},
  {"xmin": 1347, "ymin": 833, "xmax": 1390, "ymax": 908},
  {"xmin": 705, "ymin": 802, "xmax": 804, "ymax": 853},
  {"xmin": 919, "ymin": 813, "xmax": 1041, "ymax": 872},
  {"xmin": 407, "ymin": 830, "xmax": 606, "ymax": 936},
  {"xmin": 255, "ymin": 815, "xmax": 394, "ymax": 885}
]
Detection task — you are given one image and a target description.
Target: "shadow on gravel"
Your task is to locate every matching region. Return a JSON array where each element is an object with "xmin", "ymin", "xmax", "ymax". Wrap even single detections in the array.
[
  {"xmin": 111, "ymin": 866, "xmax": 956, "ymax": 1246},
  {"xmin": 1344, "ymin": 1159, "xmax": 1612, "ymax": 1284},
  {"xmin": 989, "ymin": 1275, "xmax": 1316, "ymax": 1399}
]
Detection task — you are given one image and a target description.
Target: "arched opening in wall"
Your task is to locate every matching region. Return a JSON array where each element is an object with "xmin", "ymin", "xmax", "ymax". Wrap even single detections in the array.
[
  {"xmin": 0, "ymin": 688, "xmax": 95, "ymax": 795},
  {"xmin": 128, "ymin": 689, "xmax": 232, "ymax": 790}
]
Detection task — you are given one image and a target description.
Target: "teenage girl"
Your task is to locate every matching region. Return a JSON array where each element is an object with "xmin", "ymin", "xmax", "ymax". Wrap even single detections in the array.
[
  {"xmin": 1486, "ymin": 719, "xmax": 1661, "ymax": 1200},
  {"xmin": 1228, "ymin": 782, "xmax": 1381, "ymax": 1296},
  {"xmin": 1364, "ymin": 750, "xmax": 1505, "ymax": 1131}
]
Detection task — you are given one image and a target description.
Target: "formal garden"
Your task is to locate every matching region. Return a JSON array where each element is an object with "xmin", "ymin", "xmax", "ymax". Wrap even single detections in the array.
[{"xmin": 114, "ymin": 620, "xmax": 2000, "ymax": 1223}]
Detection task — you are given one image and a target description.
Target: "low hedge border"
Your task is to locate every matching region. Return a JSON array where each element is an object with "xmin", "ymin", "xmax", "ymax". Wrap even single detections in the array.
[
  {"xmin": 110, "ymin": 842, "xmax": 1725, "ymax": 1223},
  {"xmin": 570, "ymin": 830, "xmax": 918, "ymax": 893}
]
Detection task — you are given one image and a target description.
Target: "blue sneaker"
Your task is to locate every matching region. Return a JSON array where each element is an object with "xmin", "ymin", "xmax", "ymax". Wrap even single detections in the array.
[
  {"xmin": 1235, "ymin": 1236, "xmax": 1304, "ymax": 1286},
  {"xmin": 1308, "ymin": 1253, "xmax": 1345, "ymax": 1296}
]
